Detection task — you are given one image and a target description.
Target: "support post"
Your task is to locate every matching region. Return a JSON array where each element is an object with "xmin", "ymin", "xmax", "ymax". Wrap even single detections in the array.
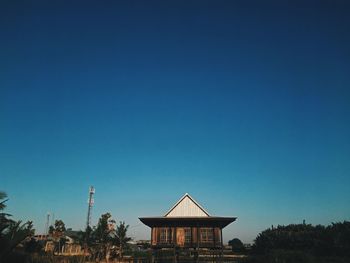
[
  {"xmin": 220, "ymin": 228, "xmax": 223, "ymax": 260},
  {"xmin": 173, "ymin": 227, "xmax": 177, "ymax": 263},
  {"xmin": 151, "ymin": 227, "xmax": 153, "ymax": 246},
  {"xmin": 190, "ymin": 227, "xmax": 193, "ymax": 248},
  {"xmin": 197, "ymin": 227, "xmax": 200, "ymax": 249},
  {"xmin": 196, "ymin": 226, "xmax": 200, "ymax": 263},
  {"xmin": 151, "ymin": 249, "xmax": 156, "ymax": 263},
  {"xmin": 212, "ymin": 227, "xmax": 215, "ymax": 248}
]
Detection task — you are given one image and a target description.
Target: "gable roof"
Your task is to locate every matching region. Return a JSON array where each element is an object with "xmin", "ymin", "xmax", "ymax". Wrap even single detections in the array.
[{"xmin": 164, "ymin": 193, "xmax": 210, "ymax": 217}]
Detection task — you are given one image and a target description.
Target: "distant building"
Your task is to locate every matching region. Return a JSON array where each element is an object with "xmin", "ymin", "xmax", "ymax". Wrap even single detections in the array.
[
  {"xmin": 139, "ymin": 193, "xmax": 236, "ymax": 250},
  {"xmin": 33, "ymin": 234, "xmax": 49, "ymax": 241},
  {"xmin": 44, "ymin": 229, "xmax": 84, "ymax": 256}
]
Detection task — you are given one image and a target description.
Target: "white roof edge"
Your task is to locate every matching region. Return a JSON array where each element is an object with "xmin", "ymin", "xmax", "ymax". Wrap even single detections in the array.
[{"xmin": 164, "ymin": 193, "xmax": 210, "ymax": 217}]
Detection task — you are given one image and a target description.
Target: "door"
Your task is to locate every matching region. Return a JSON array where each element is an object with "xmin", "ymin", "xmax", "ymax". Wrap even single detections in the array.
[{"xmin": 176, "ymin": 228, "xmax": 185, "ymax": 247}]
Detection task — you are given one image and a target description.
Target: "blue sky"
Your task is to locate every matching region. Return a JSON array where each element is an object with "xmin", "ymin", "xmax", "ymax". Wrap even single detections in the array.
[{"xmin": 1, "ymin": 0, "xmax": 350, "ymax": 243}]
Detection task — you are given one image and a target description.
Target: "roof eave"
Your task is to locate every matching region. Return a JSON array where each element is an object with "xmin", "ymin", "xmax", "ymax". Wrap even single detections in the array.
[{"xmin": 139, "ymin": 216, "xmax": 237, "ymax": 228}]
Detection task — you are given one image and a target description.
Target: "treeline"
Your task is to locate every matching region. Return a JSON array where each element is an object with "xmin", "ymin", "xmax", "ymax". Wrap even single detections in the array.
[
  {"xmin": 231, "ymin": 222, "xmax": 350, "ymax": 263},
  {"xmin": 45, "ymin": 213, "xmax": 131, "ymax": 261},
  {"xmin": 0, "ymin": 191, "xmax": 133, "ymax": 263},
  {"xmin": 252, "ymin": 222, "xmax": 350, "ymax": 257},
  {"xmin": 77, "ymin": 212, "xmax": 132, "ymax": 261}
]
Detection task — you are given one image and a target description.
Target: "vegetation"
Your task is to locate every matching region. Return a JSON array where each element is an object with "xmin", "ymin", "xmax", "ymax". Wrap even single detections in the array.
[
  {"xmin": 228, "ymin": 238, "xmax": 246, "ymax": 253},
  {"xmin": 89, "ymin": 212, "xmax": 116, "ymax": 261},
  {"xmin": 49, "ymin": 219, "xmax": 68, "ymax": 255},
  {"xmin": 0, "ymin": 191, "xmax": 133, "ymax": 263},
  {"xmin": 75, "ymin": 213, "xmax": 132, "ymax": 262},
  {"xmin": 244, "ymin": 222, "xmax": 350, "ymax": 263},
  {"xmin": 0, "ymin": 191, "xmax": 34, "ymax": 262},
  {"xmin": 252, "ymin": 222, "xmax": 350, "ymax": 256},
  {"xmin": 114, "ymin": 221, "xmax": 132, "ymax": 259}
]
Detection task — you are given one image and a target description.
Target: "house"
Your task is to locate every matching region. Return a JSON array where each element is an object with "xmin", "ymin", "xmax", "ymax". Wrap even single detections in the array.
[
  {"xmin": 44, "ymin": 229, "xmax": 84, "ymax": 255},
  {"xmin": 139, "ymin": 193, "xmax": 236, "ymax": 250}
]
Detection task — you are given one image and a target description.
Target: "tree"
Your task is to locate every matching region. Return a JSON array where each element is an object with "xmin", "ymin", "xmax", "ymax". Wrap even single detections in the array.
[
  {"xmin": 48, "ymin": 225, "xmax": 55, "ymax": 235},
  {"xmin": 0, "ymin": 191, "xmax": 34, "ymax": 261},
  {"xmin": 0, "ymin": 192, "xmax": 11, "ymax": 236},
  {"xmin": 93, "ymin": 213, "xmax": 116, "ymax": 262},
  {"xmin": 0, "ymin": 192, "xmax": 9, "ymax": 211},
  {"xmin": 50, "ymin": 219, "xmax": 67, "ymax": 254},
  {"xmin": 76, "ymin": 225, "xmax": 94, "ymax": 259},
  {"xmin": 114, "ymin": 221, "xmax": 131, "ymax": 259},
  {"xmin": 76, "ymin": 214, "xmax": 132, "ymax": 262},
  {"xmin": 25, "ymin": 238, "xmax": 43, "ymax": 253},
  {"xmin": 54, "ymin": 220, "xmax": 66, "ymax": 233},
  {"xmin": 228, "ymin": 238, "xmax": 246, "ymax": 253},
  {"xmin": 252, "ymin": 222, "xmax": 350, "ymax": 257},
  {"xmin": 80, "ymin": 225, "xmax": 93, "ymax": 246}
]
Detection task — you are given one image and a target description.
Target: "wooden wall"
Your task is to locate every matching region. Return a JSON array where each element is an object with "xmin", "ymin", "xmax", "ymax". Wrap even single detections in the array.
[{"xmin": 151, "ymin": 226, "xmax": 222, "ymax": 248}]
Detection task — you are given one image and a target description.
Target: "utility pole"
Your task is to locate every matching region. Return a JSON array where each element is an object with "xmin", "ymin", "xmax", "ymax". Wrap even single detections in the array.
[{"xmin": 86, "ymin": 186, "xmax": 95, "ymax": 230}]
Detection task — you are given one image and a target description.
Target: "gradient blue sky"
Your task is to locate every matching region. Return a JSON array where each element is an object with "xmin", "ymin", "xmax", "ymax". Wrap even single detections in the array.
[{"xmin": 1, "ymin": 0, "xmax": 350, "ymax": 243}]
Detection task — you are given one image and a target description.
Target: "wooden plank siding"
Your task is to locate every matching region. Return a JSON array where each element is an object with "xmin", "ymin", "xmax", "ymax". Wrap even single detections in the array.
[
  {"xmin": 165, "ymin": 194, "xmax": 209, "ymax": 217},
  {"xmin": 151, "ymin": 226, "xmax": 222, "ymax": 248}
]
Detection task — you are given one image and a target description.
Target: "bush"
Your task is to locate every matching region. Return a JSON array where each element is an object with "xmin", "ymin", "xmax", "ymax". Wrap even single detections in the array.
[
  {"xmin": 252, "ymin": 221, "xmax": 350, "ymax": 257},
  {"xmin": 229, "ymin": 238, "xmax": 246, "ymax": 253}
]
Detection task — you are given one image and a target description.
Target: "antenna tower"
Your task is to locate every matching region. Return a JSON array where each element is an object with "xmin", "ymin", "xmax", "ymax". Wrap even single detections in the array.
[
  {"xmin": 45, "ymin": 212, "xmax": 50, "ymax": 235},
  {"xmin": 86, "ymin": 186, "xmax": 95, "ymax": 229},
  {"xmin": 52, "ymin": 213, "xmax": 55, "ymax": 226}
]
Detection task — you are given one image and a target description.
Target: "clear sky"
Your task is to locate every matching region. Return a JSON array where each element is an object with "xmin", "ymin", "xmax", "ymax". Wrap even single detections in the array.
[{"xmin": 1, "ymin": 0, "xmax": 350, "ymax": 243}]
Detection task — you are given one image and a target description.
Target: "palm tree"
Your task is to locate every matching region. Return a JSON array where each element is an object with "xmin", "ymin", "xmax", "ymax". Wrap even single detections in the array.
[
  {"xmin": 0, "ymin": 192, "xmax": 11, "ymax": 235},
  {"xmin": 0, "ymin": 192, "xmax": 8, "ymax": 211},
  {"xmin": 0, "ymin": 191, "xmax": 34, "ymax": 261},
  {"xmin": 93, "ymin": 213, "xmax": 116, "ymax": 262},
  {"xmin": 114, "ymin": 221, "xmax": 131, "ymax": 259}
]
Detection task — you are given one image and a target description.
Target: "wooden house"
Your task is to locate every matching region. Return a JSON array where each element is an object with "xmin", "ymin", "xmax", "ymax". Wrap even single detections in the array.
[{"xmin": 139, "ymin": 193, "xmax": 236, "ymax": 249}]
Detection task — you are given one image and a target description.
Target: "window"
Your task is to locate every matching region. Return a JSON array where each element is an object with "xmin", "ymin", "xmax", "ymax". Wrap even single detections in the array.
[
  {"xmin": 200, "ymin": 228, "xmax": 213, "ymax": 242},
  {"xmin": 184, "ymin": 228, "xmax": 191, "ymax": 243},
  {"xmin": 160, "ymin": 228, "xmax": 171, "ymax": 243}
]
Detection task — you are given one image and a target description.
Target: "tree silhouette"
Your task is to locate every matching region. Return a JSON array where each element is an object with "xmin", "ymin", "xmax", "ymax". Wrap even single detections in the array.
[
  {"xmin": 252, "ymin": 222, "xmax": 350, "ymax": 257},
  {"xmin": 0, "ymin": 191, "xmax": 34, "ymax": 261},
  {"xmin": 228, "ymin": 238, "xmax": 245, "ymax": 253},
  {"xmin": 50, "ymin": 219, "xmax": 67, "ymax": 254},
  {"xmin": 94, "ymin": 212, "xmax": 116, "ymax": 262},
  {"xmin": 114, "ymin": 221, "xmax": 131, "ymax": 259}
]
